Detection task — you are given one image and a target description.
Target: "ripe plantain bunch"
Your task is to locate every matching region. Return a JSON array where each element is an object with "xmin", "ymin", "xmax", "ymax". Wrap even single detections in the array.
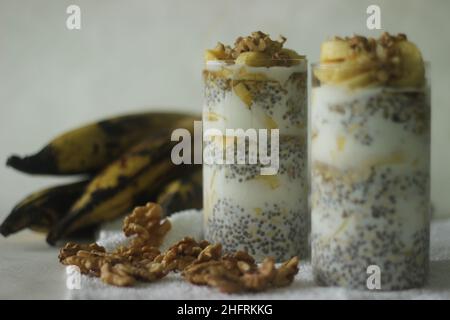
[{"xmin": 0, "ymin": 112, "xmax": 202, "ymax": 245}]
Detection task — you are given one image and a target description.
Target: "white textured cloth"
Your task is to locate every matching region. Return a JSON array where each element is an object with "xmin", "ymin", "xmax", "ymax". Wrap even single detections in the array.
[{"xmin": 68, "ymin": 210, "xmax": 450, "ymax": 300}]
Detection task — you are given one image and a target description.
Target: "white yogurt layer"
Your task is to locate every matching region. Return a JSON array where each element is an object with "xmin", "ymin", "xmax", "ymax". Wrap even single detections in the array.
[
  {"xmin": 311, "ymin": 85, "xmax": 430, "ymax": 172},
  {"xmin": 311, "ymin": 164, "xmax": 429, "ymax": 247},
  {"xmin": 203, "ymin": 164, "xmax": 307, "ymax": 218},
  {"xmin": 203, "ymin": 62, "xmax": 307, "ymax": 135}
]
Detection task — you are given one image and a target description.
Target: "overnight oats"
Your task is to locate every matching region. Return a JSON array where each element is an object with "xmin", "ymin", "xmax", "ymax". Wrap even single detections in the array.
[
  {"xmin": 311, "ymin": 33, "xmax": 430, "ymax": 290},
  {"xmin": 202, "ymin": 32, "xmax": 308, "ymax": 261}
]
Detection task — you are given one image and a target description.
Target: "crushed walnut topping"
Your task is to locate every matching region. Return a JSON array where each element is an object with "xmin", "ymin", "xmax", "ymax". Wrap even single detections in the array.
[
  {"xmin": 205, "ymin": 31, "xmax": 304, "ymax": 67},
  {"xmin": 331, "ymin": 33, "xmax": 407, "ymax": 52},
  {"xmin": 230, "ymin": 31, "xmax": 286, "ymax": 59},
  {"xmin": 58, "ymin": 202, "xmax": 299, "ymax": 292},
  {"xmin": 332, "ymin": 32, "xmax": 407, "ymax": 62}
]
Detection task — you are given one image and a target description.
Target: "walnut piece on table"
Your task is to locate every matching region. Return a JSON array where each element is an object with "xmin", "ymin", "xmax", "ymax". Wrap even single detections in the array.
[
  {"xmin": 61, "ymin": 247, "xmax": 124, "ymax": 277},
  {"xmin": 273, "ymin": 256, "xmax": 300, "ymax": 287},
  {"xmin": 58, "ymin": 202, "xmax": 300, "ymax": 292},
  {"xmin": 153, "ymin": 237, "xmax": 210, "ymax": 272},
  {"xmin": 58, "ymin": 242, "xmax": 105, "ymax": 262},
  {"xmin": 100, "ymin": 263, "xmax": 136, "ymax": 287},
  {"xmin": 122, "ymin": 202, "xmax": 171, "ymax": 247},
  {"xmin": 114, "ymin": 244, "xmax": 161, "ymax": 263},
  {"xmin": 183, "ymin": 255, "xmax": 299, "ymax": 294}
]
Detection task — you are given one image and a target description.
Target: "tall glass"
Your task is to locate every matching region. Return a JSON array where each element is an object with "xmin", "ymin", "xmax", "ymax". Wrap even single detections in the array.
[
  {"xmin": 311, "ymin": 63, "xmax": 431, "ymax": 290},
  {"xmin": 202, "ymin": 59, "xmax": 308, "ymax": 261}
]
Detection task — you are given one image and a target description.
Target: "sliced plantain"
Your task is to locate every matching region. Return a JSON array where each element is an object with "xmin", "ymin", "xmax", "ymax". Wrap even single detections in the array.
[
  {"xmin": 390, "ymin": 41, "xmax": 425, "ymax": 87},
  {"xmin": 204, "ymin": 49, "xmax": 229, "ymax": 62},
  {"xmin": 320, "ymin": 40, "xmax": 354, "ymax": 62},
  {"xmin": 280, "ymin": 48, "xmax": 305, "ymax": 61},
  {"xmin": 233, "ymin": 82, "xmax": 253, "ymax": 108},
  {"xmin": 339, "ymin": 70, "xmax": 379, "ymax": 89},
  {"xmin": 235, "ymin": 51, "xmax": 273, "ymax": 67}
]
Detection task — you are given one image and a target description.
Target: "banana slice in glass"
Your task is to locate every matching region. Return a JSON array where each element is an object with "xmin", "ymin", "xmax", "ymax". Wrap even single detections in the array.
[
  {"xmin": 235, "ymin": 51, "xmax": 272, "ymax": 67},
  {"xmin": 320, "ymin": 40, "xmax": 354, "ymax": 62},
  {"xmin": 391, "ymin": 41, "xmax": 425, "ymax": 87}
]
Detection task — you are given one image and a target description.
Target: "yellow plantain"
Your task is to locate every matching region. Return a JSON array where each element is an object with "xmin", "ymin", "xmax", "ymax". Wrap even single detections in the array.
[
  {"xmin": 317, "ymin": 34, "xmax": 425, "ymax": 88},
  {"xmin": 204, "ymin": 49, "xmax": 229, "ymax": 62},
  {"xmin": 0, "ymin": 180, "xmax": 89, "ymax": 237},
  {"xmin": 157, "ymin": 167, "xmax": 202, "ymax": 215},
  {"xmin": 235, "ymin": 51, "xmax": 273, "ymax": 67},
  {"xmin": 279, "ymin": 48, "xmax": 305, "ymax": 61},
  {"xmin": 7, "ymin": 111, "xmax": 199, "ymax": 175},
  {"xmin": 320, "ymin": 39, "xmax": 354, "ymax": 62},
  {"xmin": 46, "ymin": 133, "xmax": 193, "ymax": 245},
  {"xmin": 390, "ymin": 41, "xmax": 425, "ymax": 87}
]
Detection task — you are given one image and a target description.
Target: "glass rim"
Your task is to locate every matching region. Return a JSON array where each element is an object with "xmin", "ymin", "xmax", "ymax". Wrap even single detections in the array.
[
  {"xmin": 310, "ymin": 61, "xmax": 430, "ymax": 68},
  {"xmin": 205, "ymin": 58, "xmax": 307, "ymax": 66}
]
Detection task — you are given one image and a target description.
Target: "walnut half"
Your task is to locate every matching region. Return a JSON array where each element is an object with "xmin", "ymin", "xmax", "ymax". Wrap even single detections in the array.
[{"xmin": 123, "ymin": 202, "xmax": 171, "ymax": 247}]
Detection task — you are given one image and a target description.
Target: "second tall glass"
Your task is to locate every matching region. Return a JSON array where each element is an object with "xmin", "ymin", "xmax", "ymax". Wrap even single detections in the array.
[{"xmin": 310, "ymin": 34, "xmax": 431, "ymax": 290}]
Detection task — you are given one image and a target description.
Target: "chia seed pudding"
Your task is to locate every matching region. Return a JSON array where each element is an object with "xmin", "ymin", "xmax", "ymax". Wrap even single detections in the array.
[
  {"xmin": 311, "ymin": 33, "xmax": 430, "ymax": 290},
  {"xmin": 202, "ymin": 32, "xmax": 308, "ymax": 261}
]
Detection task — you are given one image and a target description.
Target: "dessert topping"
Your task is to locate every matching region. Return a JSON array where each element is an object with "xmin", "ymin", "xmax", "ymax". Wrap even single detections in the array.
[
  {"xmin": 316, "ymin": 32, "xmax": 425, "ymax": 88},
  {"xmin": 205, "ymin": 31, "xmax": 305, "ymax": 67}
]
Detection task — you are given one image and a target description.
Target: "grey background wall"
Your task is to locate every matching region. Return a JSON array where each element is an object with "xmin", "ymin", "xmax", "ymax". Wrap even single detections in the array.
[{"xmin": 1, "ymin": 0, "xmax": 449, "ymax": 220}]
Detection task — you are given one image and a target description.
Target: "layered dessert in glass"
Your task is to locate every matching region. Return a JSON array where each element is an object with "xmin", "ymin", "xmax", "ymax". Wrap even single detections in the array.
[
  {"xmin": 311, "ymin": 33, "xmax": 430, "ymax": 290},
  {"xmin": 202, "ymin": 32, "xmax": 308, "ymax": 261}
]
